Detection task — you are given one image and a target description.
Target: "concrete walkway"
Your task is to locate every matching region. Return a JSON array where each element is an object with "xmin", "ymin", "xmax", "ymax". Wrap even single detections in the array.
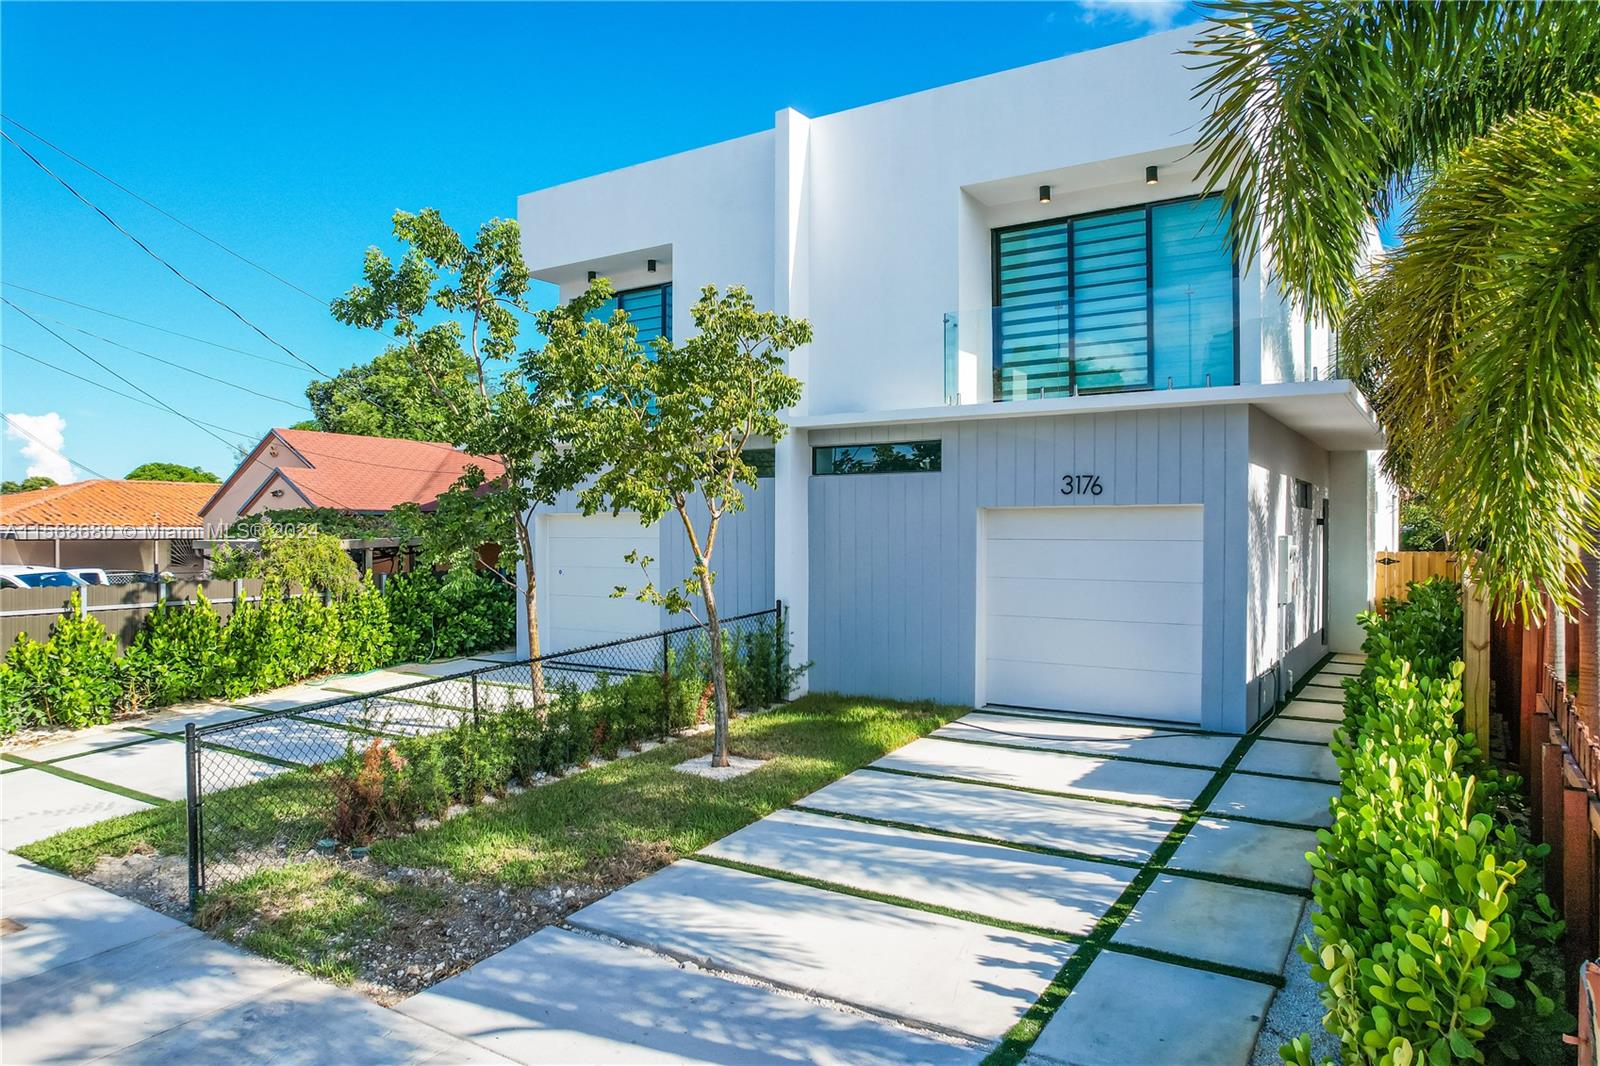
[
  {"xmin": 396, "ymin": 654, "xmax": 1359, "ymax": 1064},
  {"xmin": 1, "ymin": 651, "xmax": 517, "ymax": 1066}
]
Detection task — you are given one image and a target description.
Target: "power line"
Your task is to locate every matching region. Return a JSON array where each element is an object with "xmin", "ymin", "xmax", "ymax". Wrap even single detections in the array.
[
  {"xmin": 0, "ymin": 114, "xmax": 328, "ymax": 306},
  {"xmin": 1, "ymin": 130, "xmax": 331, "ymax": 379},
  {"xmin": 13, "ymin": 305, "xmax": 312, "ymax": 411},
  {"xmin": 4, "ymin": 298, "xmax": 245, "ymax": 450},
  {"xmin": 1, "ymin": 412, "xmax": 114, "ymax": 480},
  {"xmin": 1, "ymin": 283, "xmax": 306, "ymax": 371},
  {"xmin": 1, "ymin": 344, "xmax": 257, "ymax": 441}
]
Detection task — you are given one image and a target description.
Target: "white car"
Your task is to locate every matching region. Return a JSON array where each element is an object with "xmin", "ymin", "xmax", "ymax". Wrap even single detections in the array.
[
  {"xmin": 67, "ymin": 567, "xmax": 110, "ymax": 586},
  {"xmin": 0, "ymin": 565, "xmax": 89, "ymax": 589}
]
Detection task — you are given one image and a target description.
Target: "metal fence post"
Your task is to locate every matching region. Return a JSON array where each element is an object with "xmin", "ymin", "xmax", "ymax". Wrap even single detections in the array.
[
  {"xmin": 661, "ymin": 631, "xmax": 672, "ymax": 740},
  {"xmin": 773, "ymin": 598, "xmax": 783, "ymax": 703},
  {"xmin": 471, "ymin": 675, "xmax": 480, "ymax": 726},
  {"xmin": 185, "ymin": 722, "xmax": 203, "ymax": 910}
]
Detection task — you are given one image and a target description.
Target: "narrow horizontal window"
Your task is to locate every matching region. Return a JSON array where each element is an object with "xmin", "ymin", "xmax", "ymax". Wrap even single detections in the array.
[
  {"xmin": 812, "ymin": 440, "xmax": 942, "ymax": 475},
  {"xmin": 744, "ymin": 448, "xmax": 775, "ymax": 478}
]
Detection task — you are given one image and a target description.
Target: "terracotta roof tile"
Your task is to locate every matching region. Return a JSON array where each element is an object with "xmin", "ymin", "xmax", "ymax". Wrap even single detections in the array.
[{"xmin": 0, "ymin": 480, "xmax": 215, "ymax": 529}]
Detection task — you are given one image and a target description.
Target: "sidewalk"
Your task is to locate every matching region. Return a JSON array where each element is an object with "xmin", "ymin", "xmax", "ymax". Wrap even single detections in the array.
[{"xmin": 0, "ymin": 851, "xmax": 506, "ymax": 1064}]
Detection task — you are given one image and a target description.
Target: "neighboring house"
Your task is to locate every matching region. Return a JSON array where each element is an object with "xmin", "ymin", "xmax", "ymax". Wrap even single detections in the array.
[
  {"xmin": 515, "ymin": 27, "xmax": 1399, "ymax": 733},
  {"xmin": 0, "ymin": 480, "xmax": 214, "ymax": 577},
  {"xmin": 201, "ymin": 428, "xmax": 506, "ymax": 536}
]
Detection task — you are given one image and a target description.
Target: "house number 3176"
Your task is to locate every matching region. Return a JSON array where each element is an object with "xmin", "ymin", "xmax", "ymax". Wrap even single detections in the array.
[{"xmin": 1061, "ymin": 473, "xmax": 1104, "ymax": 496}]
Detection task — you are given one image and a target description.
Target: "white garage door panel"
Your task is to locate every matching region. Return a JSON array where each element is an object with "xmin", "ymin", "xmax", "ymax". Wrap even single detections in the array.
[
  {"xmin": 544, "ymin": 515, "xmax": 659, "ymax": 654},
  {"xmin": 986, "ymin": 577, "xmax": 1203, "ymax": 626},
  {"xmin": 987, "ymin": 615, "xmax": 1203, "ymax": 674},
  {"xmin": 987, "ymin": 506, "xmax": 1203, "ymax": 542},
  {"xmin": 983, "ymin": 505, "xmax": 1204, "ymax": 723},
  {"xmin": 992, "ymin": 660, "xmax": 1201, "ymax": 721},
  {"xmin": 987, "ymin": 539, "xmax": 1204, "ymax": 585}
]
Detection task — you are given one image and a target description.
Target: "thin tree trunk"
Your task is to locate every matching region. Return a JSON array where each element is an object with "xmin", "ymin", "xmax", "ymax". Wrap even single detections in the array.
[
  {"xmin": 1579, "ymin": 546, "xmax": 1599, "ymax": 727},
  {"xmin": 699, "ymin": 564, "xmax": 731, "ymax": 768},
  {"xmin": 518, "ymin": 520, "xmax": 546, "ymax": 706}
]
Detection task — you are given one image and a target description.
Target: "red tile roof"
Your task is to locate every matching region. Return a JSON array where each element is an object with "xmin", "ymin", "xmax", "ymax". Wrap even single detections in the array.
[
  {"xmin": 206, "ymin": 429, "xmax": 504, "ymax": 517},
  {"xmin": 0, "ymin": 480, "xmax": 215, "ymax": 530}
]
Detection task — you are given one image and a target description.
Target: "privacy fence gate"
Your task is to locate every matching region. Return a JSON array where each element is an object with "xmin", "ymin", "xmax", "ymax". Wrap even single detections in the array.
[{"xmin": 184, "ymin": 603, "xmax": 786, "ymax": 906}]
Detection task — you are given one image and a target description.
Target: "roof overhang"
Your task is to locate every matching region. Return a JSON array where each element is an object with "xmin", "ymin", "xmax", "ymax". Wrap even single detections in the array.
[{"xmin": 792, "ymin": 380, "xmax": 1386, "ymax": 452}]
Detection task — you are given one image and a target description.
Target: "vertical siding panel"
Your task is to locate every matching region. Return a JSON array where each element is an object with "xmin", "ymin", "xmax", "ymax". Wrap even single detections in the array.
[
  {"xmin": 1157, "ymin": 413, "xmax": 1180, "ymax": 504},
  {"xmin": 1053, "ymin": 415, "xmax": 1074, "ymax": 506},
  {"xmin": 887, "ymin": 474, "xmax": 907, "ymax": 695},
  {"xmin": 1115, "ymin": 412, "xmax": 1138, "ymax": 506},
  {"xmin": 1222, "ymin": 407, "xmax": 1250, "ymax": 729},
  {"xmin": 1137, "ymin": 411, "xmax": 1159, "ymax": 504},
  {"xmin": 1201, "ymin": 407, "xmax": 1228, "ymax": 726},
  {"xmin": 941, "ymin": 429, "xmax": 961, "ymax": 701},
  {"xmin": 958, "ymin": 421, "xmax": 981, "ymax": 704},
  {"xmin": 1075, "ymin": 417, "xmax": 1096, "ymax": 507}
]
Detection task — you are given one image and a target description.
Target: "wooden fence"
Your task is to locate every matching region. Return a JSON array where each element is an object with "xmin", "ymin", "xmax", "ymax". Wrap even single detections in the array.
[
  {"xmin": 2, "ymin": 579, "xmax": 270, "ymax": 653},
  {"xmin": 1375, "ymin": 550, "xmax": 1462, "ymax": 607}
]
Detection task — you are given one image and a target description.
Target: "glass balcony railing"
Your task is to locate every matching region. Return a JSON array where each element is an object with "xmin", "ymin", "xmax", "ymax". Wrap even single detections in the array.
[{"xmin": 942, "ymin": 306, "xmax": 1339, "ymax": 406}]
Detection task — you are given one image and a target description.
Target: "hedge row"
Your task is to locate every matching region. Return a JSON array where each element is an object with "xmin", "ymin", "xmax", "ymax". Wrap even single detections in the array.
[
  {"xmin": 323, "ymin": 619, "xmax": 798, "ymax": 844},
  {"xmin": 1285, "ymin": 578, "xmax": 1566, "ymax": 1066},
  {"xmin": 0, "ymin": 571, "xmax": 514, "ymax": 736}
]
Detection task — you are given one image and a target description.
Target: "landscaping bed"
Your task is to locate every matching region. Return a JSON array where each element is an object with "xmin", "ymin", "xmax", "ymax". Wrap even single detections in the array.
[{"xmin": 17, "ymin": 694, "xmax": 963, "ymax": 1000}]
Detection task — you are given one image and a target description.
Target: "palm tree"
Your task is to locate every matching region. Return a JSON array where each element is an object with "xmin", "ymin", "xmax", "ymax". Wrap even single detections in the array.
[{"xmin": 1188, "ymin": 1, "xmax": 1600, "ymax": 639}]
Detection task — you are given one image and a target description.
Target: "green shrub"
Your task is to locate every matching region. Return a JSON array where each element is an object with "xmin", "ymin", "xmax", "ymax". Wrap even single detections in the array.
[
  {"xmin": 382, "ymin": 570, "xmax": 512, "ymax": 662},
  {"xmin": 2, "ymin": 595, "xmax": 122, "ymax": 731},
  {"xmin": 121, "ymin": 595, "xmax": 227, "ymax": 710},
  {"xmin": 1286, "ymin": 578, "xmax": 1565, "ymax": 1066}
]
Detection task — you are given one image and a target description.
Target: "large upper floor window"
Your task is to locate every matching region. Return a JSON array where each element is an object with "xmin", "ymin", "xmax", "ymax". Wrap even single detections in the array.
[
  {"xmin": 588, "ymin": 282, "xmax": 673, "ymax": 346},
  {"xmin": 992, "ymin": 196, "xmax": 1237, "ymax": 401}
]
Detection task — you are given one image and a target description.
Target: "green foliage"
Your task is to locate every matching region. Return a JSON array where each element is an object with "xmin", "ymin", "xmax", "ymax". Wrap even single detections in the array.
[
  {"xmin": 124, "ymin": 462, "xmax": 219, "ymax": 482},
  {"xmin": 120, "ymin": 596, "xmax": 227, "ymax": 710},
  {"xmin": 382, "ymin": 569, "xmax": 513, "ymax": 662},
  {"xmin": 223, "ymin": 508, "xmax": 405, "ymax": 540},
  {"xmin": 1289, "ymin": 578, "xmax": 1566, "ymax": 1066},
  {"xmin": 303, "ymin": 344, "xmax": 481, "ymax": 442},
  {"xmin": 532, "ymin": 282, "xmax": 810, "ymax": 761},
  {"xmin": 1, "ymin": 595, "xmax": 122, "ymax": 731},
  {"xmin": 1190, "ymin": 4, "xmax": 1600, "ymax": 623},
  {"xmin": 1, "ymin": 475, "xmax": 56, "ymax": 494},
  {"xmin": 1400, "ymin": 498, "xmax": 1449, "ymax": 552},
  {"xmin": 211, "ymin": 518, "xmax": 361, "ymax": 598}
]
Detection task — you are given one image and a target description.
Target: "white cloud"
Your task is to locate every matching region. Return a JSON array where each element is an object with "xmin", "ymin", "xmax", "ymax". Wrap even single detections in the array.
[
  {"xmin": 1073, "ymin": 0, "xmax": 1192, "ymax": 32},
  {"xmin": 4, "ymin": 411, "xmax": 75, "ymax": 483}
]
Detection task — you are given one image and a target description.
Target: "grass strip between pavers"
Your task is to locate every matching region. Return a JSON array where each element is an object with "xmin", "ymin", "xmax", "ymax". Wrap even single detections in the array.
[
  {"xmin": 981, "ymin": 726, "xmax": 1270, "ymax": 1066},
  {"xmin": 927, "ymin": 732, "xmax": 1226, "ymax": 773},
  {"xmin": 0, "ymin": 752, "xmax": 165, "ymax": 806}
]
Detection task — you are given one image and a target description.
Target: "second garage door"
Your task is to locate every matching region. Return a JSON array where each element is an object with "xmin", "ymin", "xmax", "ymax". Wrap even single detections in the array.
[
  {"xmin": 541, "ymin": 514, "xmax": 661, "ymax": 654},
  {"xmin": 982, "ymin": 505, "xmax": 1203, "ymax": 722}
]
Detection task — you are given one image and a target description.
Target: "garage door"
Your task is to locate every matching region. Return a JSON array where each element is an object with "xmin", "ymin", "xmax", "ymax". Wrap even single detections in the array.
[
  {"xmin": 982, "ymin": 505, "xmax": 1203, "ymax": 722},
  {"xmin": 541, "ymin": 514, "xmax": 660, "ymax": 654}
]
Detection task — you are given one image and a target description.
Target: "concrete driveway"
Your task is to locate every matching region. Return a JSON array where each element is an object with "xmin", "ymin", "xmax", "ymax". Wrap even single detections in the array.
[{"xmin": 399, "ymin": 654, "xmax": 1358, "ymax": 1064}]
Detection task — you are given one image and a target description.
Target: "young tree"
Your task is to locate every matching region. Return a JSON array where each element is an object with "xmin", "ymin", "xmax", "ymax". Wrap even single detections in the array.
[
  {"xmin": 532, "ymin": 284, "xmax": 808, "ymax": 767},
  {"xmin": 211, "ymin": 517, "xmax": 360, "ymax": 597},
  {"xmin": 332, "ymin": 209, "xmax": 585, "ymax": 693}
]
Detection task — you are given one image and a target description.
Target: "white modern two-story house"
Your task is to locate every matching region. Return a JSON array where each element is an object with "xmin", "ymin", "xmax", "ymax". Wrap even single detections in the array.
[{"xmin": 515, "ymin": 27, "xmax": 1398, "ymax": 734}]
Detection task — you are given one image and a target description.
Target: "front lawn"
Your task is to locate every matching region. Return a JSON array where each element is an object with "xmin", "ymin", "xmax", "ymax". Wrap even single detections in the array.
[{"xmin": 18, "ymin": 694, "xmax": 963, "ymax": 998}]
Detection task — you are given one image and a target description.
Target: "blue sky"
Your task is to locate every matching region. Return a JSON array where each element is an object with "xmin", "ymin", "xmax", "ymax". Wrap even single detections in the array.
[{"xmin": 0, "ymin": 1, "xmax": 1209, "ymax": 484}]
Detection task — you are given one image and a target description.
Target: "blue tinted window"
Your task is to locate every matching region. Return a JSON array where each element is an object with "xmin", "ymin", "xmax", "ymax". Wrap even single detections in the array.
[
  {"xmin": 992, "ymin": 196, "xmax": 1235, "ymax": 400},
  {"xmin": 589, "ymin": 282, "xmax": 672, "ymax": 346},
  {"xmin": 813, "ymin": 441, "xmax": 941, "ymax": 475}
]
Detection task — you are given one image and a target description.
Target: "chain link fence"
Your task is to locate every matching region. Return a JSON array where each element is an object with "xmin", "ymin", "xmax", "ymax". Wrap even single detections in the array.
[{"xmin": 185, "ymin": 604, "xmax": 788, "ymax": 905}]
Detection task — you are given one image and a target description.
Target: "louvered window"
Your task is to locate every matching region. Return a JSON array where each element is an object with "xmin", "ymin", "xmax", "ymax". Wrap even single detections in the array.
[{"xmin": 589, "ymin": 282, "xmax": 673, "ymax": 346}]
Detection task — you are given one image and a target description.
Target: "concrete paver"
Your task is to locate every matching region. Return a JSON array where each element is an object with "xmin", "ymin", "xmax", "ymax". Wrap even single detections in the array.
[
  {"xmin": 1112, "ymin": 875, "xmax": 1305, "ymax": 974},
  {"xmin": 0, "ymin": 767, "xmax": 155, "ymax": 849},
  {"xmin": 939, "ymin": 714, "xmax": 1237, "ymax": 767},
  {"xmin": 1205, "ymin": 773, "xmax": 1338, "ymax": 828},
  {"xmin": 565, "ymin": 859, "xmax": 1076, "ymax": 1042},
  {"xmin": 702, "ymin": 808, "xmax": 1132, "ymax": 936},
  {"xmin": 798, "ymin": 771, "xmax": 1182, "ymax": 863},
  {"xmin": 1261, "ymin": 717, "xmax": 1339, "ymax": 745},
  {"xmin": 400, "ymin": 926, "xmax": 968, "ymax": 1065},
  {"xmin": 1312, "ymin": 662, "xmax": 1362, "ymax": 677},
  {"xmin": 1280, "ymin": 699, "xmax": 1344, "ymax": 722},
  {"xmin": 67, "ymin": 737, "xmax": 276, "ymax": 801},
  {"xmin": 1169, "ymin": 816, "xmax": 1319, "ymax": 890},
  {"xmin": 203, "ymin": 716, "xmax": 362, "ymax": 766},
  {"xmin": 1297, "ymin": 681, "xmax": 1347, "ymax": 703},
  {"xmin": 875, "ymin": 736, "xmax": 1213, "ymax": 809},
  {"xmin": 1237, "ymin": 739, "xmax": 1340, "ymax": 783},
  {"xmin": 1, "ymin": 873, "xmax": 182, "ymax": 983},
  {"xmin": 1027, "ymin": 951, "xmax": 1275, "ymax": 1066}
]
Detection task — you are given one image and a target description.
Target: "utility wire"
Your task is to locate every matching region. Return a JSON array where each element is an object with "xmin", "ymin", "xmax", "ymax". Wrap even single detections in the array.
[
  {"xmin": 4, "ymin": 298, "xmax": 244, "ymax": 450},
  {"xmin": 1, "ymin": 283, "xmax": 306, "ymax": 371},
  {"xmin": 1, "ymin": 412, "xmax": 114, "ymax": 480},
  {"xmin": 2, "ymin": 345, "xmax": 256, "ymax": 441},
  {"xmin": 1, "ymin": 114, "xmax": 328, "ymax": 305},
  {"xmin": 14, "ymin": 305, "xmax": 312, "ymax": 411},
  {"xmin": 1, "ymin": 130, "xmax": 331, "ymax": 379}
]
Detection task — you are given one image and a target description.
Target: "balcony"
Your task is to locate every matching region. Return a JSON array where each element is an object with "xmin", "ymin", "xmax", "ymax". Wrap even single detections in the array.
[{"xmin": 942, "ymin": 305, "xmax": 1339, "ymax": 406}]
